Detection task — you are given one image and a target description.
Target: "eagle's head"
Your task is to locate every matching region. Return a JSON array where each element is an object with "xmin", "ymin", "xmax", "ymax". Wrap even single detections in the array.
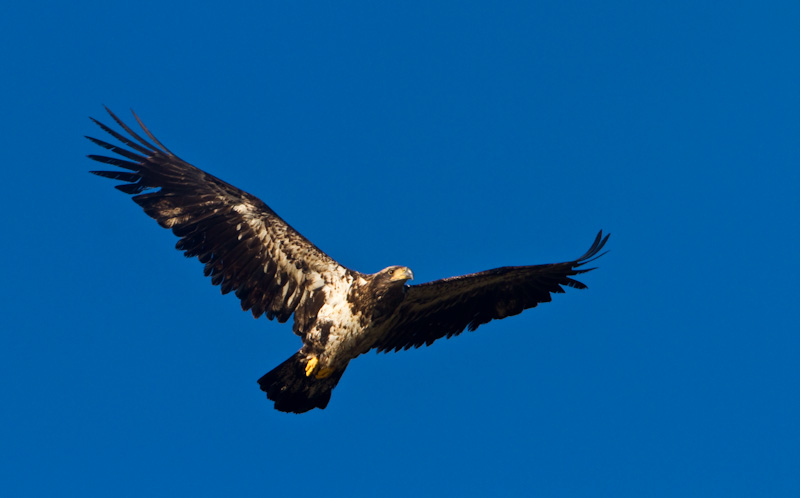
[
  {"xmin": 379, "ymin": 265, "xmax": 414, "ymax": 284},
  {"xmin": 365, "ymin": 266, "xmax": 414, "ymax": 318}
]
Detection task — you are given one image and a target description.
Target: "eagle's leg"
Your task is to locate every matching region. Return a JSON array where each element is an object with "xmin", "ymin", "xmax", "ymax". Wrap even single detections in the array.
[
  {"xmin": 315, "ymin": 367, "xmax": 334, "ymax": 379},
  {"xmin": 305, "ymin": 356, "xmax": 335, "ymax": 379},
  {"xmin": 305, "ymin": 357, "xmax": 319, "ymax": 377}
]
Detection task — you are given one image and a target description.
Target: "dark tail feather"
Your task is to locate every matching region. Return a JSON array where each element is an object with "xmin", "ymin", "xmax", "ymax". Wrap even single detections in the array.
[{"xmin": 258, "ymin": 353, "xmax": 346, "ymax": 414}]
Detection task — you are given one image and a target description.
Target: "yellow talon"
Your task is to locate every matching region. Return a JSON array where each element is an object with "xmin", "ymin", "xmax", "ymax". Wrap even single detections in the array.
[
  {"xmin": 305, "ymin": 357, "xmax": 318, "ymax": 377},
  {"xmin": 315, "ymin": 367, "xmax": 334, "ymax": 379}
]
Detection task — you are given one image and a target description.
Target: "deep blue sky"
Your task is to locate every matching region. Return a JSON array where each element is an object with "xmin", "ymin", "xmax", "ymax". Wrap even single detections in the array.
[{"xmin": 2, "ymin": 2, "xmax": 798, "ymax": 496}]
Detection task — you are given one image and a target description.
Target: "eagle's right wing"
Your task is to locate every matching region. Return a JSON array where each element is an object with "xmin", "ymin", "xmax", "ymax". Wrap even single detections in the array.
[
  {"xmin": 88, "ymin": 107, "xmax": 353, "ymax": 334},
  {"xmin": 373, "ymin": 231, "xmax": 609, "ymax": 352}
]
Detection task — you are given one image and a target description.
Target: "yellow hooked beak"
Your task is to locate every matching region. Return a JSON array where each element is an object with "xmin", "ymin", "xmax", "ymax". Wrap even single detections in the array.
[{"xmin": 390, "ymin": 267, "xmax": 414, "ymax": 282}]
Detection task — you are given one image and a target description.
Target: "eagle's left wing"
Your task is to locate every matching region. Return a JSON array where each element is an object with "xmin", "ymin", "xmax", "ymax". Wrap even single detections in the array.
[
  {"xmin": 373, "ymin": 231, "xmax": 609, "ymax": 352},
  {"xmin": 87, "ymin": 107, "xmax": 354, "ymax": 334}
]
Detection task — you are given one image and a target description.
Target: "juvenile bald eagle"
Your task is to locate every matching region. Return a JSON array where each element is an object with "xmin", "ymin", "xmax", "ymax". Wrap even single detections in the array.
[{"xmin": 88, "ymin": 108, "xmax": 609, "ymax": 414}]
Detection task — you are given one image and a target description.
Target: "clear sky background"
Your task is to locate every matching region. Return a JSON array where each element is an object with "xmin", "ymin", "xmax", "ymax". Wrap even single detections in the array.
[{"xmin": 1, "ymin": 2, "xmax": 798, "ymax": 496}]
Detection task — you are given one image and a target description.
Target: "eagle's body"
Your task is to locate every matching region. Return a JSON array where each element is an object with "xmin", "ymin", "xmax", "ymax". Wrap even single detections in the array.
[{"xmin": 88, "ymin": 108, "xmax": 609, "ymax": 413}]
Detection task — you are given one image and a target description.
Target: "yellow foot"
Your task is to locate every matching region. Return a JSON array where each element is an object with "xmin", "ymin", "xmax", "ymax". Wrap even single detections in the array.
[
  {"xmin": 305, "ymin": 357, "xmax": 318, "ymax": 377},
  {"xmin": 315, "ymin": 367, "xmax": 334, "ymax": 379}
]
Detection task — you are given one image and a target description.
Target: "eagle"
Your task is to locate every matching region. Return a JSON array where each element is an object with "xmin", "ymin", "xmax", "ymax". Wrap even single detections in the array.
[{"xmin": 88, "ymin": 107, "xmax": 609, "ymax": 414}]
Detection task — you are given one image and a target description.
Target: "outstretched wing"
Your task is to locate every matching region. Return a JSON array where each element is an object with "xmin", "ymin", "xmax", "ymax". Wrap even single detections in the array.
[
  {"xmin": 87, "ymin": 107, "xmax": 352, "ymax": 334},
  {"xmin": 373, "ymin": 231, "xmax": 609, "ymax": 352}
]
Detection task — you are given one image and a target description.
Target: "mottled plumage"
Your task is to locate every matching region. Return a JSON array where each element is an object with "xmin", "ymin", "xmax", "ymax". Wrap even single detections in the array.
[{"xmin": 88, "ymin": 108, "xmax": 609, "ymax": 413}]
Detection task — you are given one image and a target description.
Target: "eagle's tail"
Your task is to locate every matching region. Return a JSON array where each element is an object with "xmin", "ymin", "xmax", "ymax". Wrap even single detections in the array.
[{"xmin": 258, "ymin": 352, "xmax": 346, "ymax": 414}]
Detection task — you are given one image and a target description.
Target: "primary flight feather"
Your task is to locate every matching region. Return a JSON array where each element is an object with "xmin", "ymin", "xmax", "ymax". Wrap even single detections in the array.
[{"xmin": 88, "ymin": 107, "xmax": 609, "ymax": 413}]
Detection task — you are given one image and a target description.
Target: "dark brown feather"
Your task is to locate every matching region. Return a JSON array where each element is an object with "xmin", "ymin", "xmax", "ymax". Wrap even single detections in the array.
[{"xmin": 373, "ymin": 231, "xmax": 609, "ymax": 352}]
